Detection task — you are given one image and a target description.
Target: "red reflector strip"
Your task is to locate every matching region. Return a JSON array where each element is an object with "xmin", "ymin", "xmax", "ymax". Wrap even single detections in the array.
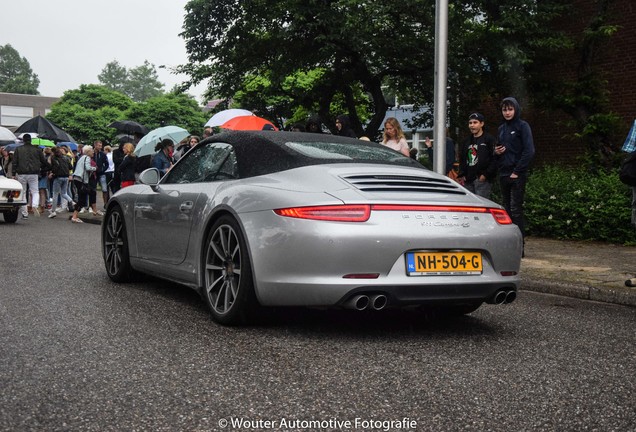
[
  {"xmin": 343, "ymin": 273, "xmax": 380, "ymax": 279},
  {"xmin": 274, "ymin": 205, "xmax": 371, "ymax": 222}
]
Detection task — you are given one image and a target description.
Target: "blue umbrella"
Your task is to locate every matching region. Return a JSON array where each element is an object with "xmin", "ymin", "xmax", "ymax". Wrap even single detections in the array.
[
  {"xmin": 57, "ymin": 141, "xmax": 78, "ymax": 151},
  {"xmin": 2, "ymin": 142, "xmax": 22, "ymax": 151}
]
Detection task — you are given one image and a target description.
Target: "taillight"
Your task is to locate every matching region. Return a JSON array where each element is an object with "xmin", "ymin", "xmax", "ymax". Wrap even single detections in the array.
[
  {"xmin": 274, "ymin": 205, "xmax": 371, "ymax": 222},
  {"xmin": 489, "ymin": 208, "xmax": 513, "ymax": 225},
  {"xmin": 274, "ymin": 204, "xmax": 512, "ymax": 224}
]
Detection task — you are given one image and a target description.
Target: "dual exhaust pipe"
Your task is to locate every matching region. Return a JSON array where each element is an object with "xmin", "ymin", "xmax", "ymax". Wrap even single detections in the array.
[
  {"xmin": 345, "ymin": 289, "xmax": 516, "ymax": 310},
  {"xmin": 487, "ymin": 289, "xmax": 517, "ymax": 305},
  {"xmin": 345, "ymin": 294, "xmax": 388, "ymax": 311}
]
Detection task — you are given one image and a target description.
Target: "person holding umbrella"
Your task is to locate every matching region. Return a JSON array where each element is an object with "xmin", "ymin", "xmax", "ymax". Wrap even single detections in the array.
[{"xmin": 152, "ymin": 139, "xmax": 174, "ymax": 177}]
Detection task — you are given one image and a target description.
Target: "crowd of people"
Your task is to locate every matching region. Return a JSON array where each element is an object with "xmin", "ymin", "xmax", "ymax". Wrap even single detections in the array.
[
  {"xmin": 1, "ymin": 99, "xmax": 536, "ymax": 239},
  {"xmin": 0, "ymin": 131, "xmax": 205, "ymax": 224}
]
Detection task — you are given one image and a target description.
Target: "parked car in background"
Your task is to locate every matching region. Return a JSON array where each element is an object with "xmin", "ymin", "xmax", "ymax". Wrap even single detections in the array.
[
  {"xmin": 0, "ymin": 173, "xmax": 25, "ymax": 223},
  {"xmin": 102, "ymin": 131, "xmax": 522, "ymax": 325}
]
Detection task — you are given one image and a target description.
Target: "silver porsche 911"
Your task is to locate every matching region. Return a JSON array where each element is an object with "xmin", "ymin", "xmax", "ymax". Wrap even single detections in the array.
[{"xmin": 102, "ymin": 131, "xmax": 522, "ymax": 325}]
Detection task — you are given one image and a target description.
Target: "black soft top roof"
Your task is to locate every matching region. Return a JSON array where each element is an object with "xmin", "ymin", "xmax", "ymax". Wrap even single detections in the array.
[{"xmin": 198, "ymin": 131, "xmax": 421, "ymax": 178}]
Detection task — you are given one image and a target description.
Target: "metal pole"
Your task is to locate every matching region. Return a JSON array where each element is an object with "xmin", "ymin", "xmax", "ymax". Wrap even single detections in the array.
[{"xmin": 433, "ymin": 0, "xmax": 449, "ymax": 174}]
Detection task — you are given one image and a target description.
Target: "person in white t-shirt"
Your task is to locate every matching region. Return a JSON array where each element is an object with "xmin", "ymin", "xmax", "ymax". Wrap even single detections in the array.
[{"xmin": 381, "ymin": 117, "xmax": 410, "ymax": 157}]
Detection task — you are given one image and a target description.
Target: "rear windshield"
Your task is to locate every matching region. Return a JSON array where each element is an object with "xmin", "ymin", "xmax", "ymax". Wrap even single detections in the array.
[{"xmin": 284, "ymin": 140, "xmax": 418, "ymax": 166}]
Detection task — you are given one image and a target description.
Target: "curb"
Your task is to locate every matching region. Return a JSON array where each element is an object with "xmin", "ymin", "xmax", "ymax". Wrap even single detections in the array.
[{"xmin": 522, "ymin": 277, "xmax": 636, "ymax": 307}]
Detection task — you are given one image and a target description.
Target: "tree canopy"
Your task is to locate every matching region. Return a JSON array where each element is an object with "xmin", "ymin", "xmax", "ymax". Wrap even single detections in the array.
[
  {"xmin": 180, "ymin": 0, "xmax": 568, "ymax": 137},
  {"xmin": 0, "ymin": 44, "xmax": 40, "ymax": 94},
  {"xmin": 98, "ymin": 60, "xmax": 165, "ymax": 102},
  {"xmin": 47, "ymin": 84, "xmax": 206, "ymax": 144}
]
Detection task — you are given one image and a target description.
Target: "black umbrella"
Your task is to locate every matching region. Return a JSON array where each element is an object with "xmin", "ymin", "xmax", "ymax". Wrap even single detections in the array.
[
  {"xmin": 14, "ymin": 115, "xmax": 75, "ymax": 142},
  {"xmin": 108, "ymin": 120, "xmax": 148, "ymax": 135}
]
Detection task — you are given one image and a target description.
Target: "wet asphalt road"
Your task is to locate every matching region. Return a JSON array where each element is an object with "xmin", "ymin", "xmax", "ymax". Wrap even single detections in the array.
[{"xmin": 0, "ymin": 215, "xmax": 634, "ymax": 432}]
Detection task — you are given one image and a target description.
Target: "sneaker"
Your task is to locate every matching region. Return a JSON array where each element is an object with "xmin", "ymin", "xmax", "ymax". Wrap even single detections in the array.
[
  {"xmin": 55, "ymin": 207, "xmax": 64, "ymax": 213},
  {"xmin": 79, "ymin": 207, "xmax": 87, "ymax": 214},
  {"xmin": 71, "ymin": 217, "xmax": 84, "ymax": 223},
  {"xmin": 21, "ymin": 211, "xmax": 28, "ymax": 219},
  {"xmin": 48, "ymin": 211, "xmax": 57, "ymax": 219},
  {"xmin": 95, "ymin": 210, "xmax": 104, "ymax": 216}
]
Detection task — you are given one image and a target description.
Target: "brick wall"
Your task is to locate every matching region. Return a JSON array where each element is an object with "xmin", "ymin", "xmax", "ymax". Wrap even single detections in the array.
[{"xmin": 487, "ymin": 0, "xmax": 636, "ymax": 166}]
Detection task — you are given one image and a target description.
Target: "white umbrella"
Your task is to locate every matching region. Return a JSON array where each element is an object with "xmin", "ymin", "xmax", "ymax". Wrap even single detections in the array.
[
  {"xmin": 205, "ymin": 109, "xmax": 253, "ymax": 127},
  {"xmin": 0, "ymin": 126, "xmax": 16, "ymax": 142},
  {"xmin": 134, "ymin": 126, "xmax": 190, "ymax": 158}
]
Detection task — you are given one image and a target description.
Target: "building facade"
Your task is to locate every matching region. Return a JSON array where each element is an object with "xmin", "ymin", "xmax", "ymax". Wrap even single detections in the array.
[{"xmin": 0, "ymin": 93, "xmax": 59, "ymax": 130}]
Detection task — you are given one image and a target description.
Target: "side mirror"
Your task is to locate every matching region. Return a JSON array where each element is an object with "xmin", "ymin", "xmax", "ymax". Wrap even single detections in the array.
[{"xmin": 139, "ymin": 168, "xmax": 160, "ymax": 189}]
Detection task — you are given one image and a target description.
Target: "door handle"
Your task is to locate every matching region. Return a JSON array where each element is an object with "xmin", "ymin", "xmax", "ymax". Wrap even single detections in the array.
[{"xmin": 180, "ymin": 201, "xmax": 194, "ymax": 211}]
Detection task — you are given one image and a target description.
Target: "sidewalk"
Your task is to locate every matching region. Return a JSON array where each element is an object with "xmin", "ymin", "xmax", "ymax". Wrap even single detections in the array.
[{"xmin": 522, "ymin": 237, "xmax": 636, "ymax": 307}]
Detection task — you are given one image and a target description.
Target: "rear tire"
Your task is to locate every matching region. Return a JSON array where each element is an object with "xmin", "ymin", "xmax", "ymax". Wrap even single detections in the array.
[
  {"xmin": 202, "ymin": 216, "xmax": 258, "ymax": 325},
  {"xmin": 102, "ymin": 206, "xmax": 135, "ymax": 282},
  {"xmin": 3, "ymin": 209, "xmax": 18, "ymax": 223}
]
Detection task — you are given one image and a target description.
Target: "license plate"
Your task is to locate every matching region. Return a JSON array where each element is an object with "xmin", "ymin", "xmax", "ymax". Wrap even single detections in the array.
[{"xmin": 406, "ymin": 251, "xmax": 482, "ymax": 275}]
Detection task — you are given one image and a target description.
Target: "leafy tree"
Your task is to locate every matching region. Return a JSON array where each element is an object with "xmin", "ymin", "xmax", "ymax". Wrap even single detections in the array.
[
  {"xmin": 0, "ymin": 44, "xmax": 40, "ymax": 94},
  {"xmin": 98, "ymin": 60, "xmax": 165, "ymax": 102},
  {"xmin": 47, "ymin": 85, "xmax": 206, "ymax": 143},
  {"xmin": 46, "ymin": 85, "xmax": 134, "ymax": 143},
  {"xmin": 127, "ymin": 61, "xmax": 165, "ymax": 102},
  {"xmin": 124, "ymin": 92, "xmax": 207, "ymax": 135},
  {"xmin": 97, "ymin": 61, "xmax": 128, "ymax": 94},
  {"xmin": 179, "ymin": 0, "xmax": 567, "ymax": 138}
]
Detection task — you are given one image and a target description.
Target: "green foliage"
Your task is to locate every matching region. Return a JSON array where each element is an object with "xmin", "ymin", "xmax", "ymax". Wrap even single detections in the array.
[
  {"xmin": 0, "ymin": 44, "xmax": 39, "ymax": 94},
  {"xmin": 47, "ymin": 86, "xmax": 206, "ymax": 143},
  {"xmin": 524, "ymin": 165, "xmax": 636, "ymax": 244},
  {"xmin": 98, "ymin": 60, "xmax": 164, "ymax": 102},
  {"xmin": 47, "ymin": 85, "xmax": 133, "ymax": 143},
  {"xmin": 123, "ymin": 93, "xmax": 207, "ymax": 135},
  {"xmin": 57, "ymin": 84, "xmax": 133, "ymax": 111},
  {"xmin": 180, "ymin": 0, "xmax": 568, "ymax": 136}
]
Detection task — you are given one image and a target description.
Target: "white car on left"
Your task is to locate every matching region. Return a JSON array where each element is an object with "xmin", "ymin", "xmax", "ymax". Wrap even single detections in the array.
[{"xmin": 0, "ymin": 174, "xmax": 26, "ymax": 223}]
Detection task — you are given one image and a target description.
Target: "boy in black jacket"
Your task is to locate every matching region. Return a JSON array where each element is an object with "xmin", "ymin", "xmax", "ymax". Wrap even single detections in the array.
[
  {"xmin": 494, "ymin": 97, "xmax": 536, "ymax": 244},
  {"xmin": 458, "ymin": 112, "xmax": 497, "ymax": 199}
]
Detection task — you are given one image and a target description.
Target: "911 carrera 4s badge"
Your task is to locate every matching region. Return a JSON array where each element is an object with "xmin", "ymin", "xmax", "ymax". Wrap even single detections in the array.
[{"xmin": 406, "ymin": 251, "xmax": 482, "ymax": 275}]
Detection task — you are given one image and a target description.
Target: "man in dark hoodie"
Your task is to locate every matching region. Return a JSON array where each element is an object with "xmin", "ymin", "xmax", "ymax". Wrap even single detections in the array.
[
  {"xmin": 495, "ymin": 97, "xmax": 535, "ymax": 248},
  {"xmin": 335, "ymin": 114, "xmax": 357, "ymax": 138}
]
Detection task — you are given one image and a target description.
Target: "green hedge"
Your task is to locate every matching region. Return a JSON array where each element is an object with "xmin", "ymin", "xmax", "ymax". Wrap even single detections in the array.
[{"xmin": 518, "ymin": 166, "xmax": 635, "ymax": 244}]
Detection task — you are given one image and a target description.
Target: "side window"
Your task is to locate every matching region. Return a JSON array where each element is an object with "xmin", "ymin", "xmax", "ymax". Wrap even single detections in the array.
[{"xmin": 163, "ymin": 142, "xmax": 238, "ymax": 184}]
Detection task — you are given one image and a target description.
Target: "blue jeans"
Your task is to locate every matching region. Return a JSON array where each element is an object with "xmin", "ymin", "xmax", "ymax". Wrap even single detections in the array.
[
  {"xmin": 499, "ymin": 173, "xmax": 528, "ymax": 236},
  {"xmin": 464, "ymin": 178, "xmax": 492, "ymax": 199},
  {"xmin": 52, "ymin": 177, "xmax": 74, "ymax": 210}
]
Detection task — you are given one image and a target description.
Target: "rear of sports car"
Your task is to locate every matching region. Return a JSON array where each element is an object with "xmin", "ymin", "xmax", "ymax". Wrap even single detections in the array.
[{"xmin": 237, "ymin": 164, "xmax": 522, "ymax": 310}]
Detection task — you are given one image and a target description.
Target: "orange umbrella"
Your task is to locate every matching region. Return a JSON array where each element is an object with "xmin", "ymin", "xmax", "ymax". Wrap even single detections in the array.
[{"xmin": 220, "ymin": 115, "xmax": 278, "ymax": 131}]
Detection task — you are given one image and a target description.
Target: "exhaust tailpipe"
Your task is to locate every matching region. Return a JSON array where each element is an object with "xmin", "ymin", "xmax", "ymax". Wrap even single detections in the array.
[
  {"xmin": 487, "ymin": 290, "xmax": 507, "ymax": 305},
  {"xmin": 369, "ymin": 294, "xmax": 388, "ymax": 310},
  {"xmin": 345, "ymin": 295, "xmax": 370, "ymax": 310},
  {"xmin": 504, "ymin": 290, "xmax": 517, "ymax": 304}
]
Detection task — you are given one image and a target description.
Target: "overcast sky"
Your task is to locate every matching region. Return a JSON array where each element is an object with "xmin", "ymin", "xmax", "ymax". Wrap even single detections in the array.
[{"xmin": 2, "ymin": 0, "xmax": 207, "ymax": 101}]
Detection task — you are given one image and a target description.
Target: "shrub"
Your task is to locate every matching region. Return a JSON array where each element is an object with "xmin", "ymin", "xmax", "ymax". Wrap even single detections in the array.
[{"xmin": 522, "ymin": 165, "xmax": 635, "ymax": 244}]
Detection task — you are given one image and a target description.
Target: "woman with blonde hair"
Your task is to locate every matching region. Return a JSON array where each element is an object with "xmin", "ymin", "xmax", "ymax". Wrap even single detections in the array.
[
  {"xmin": 381, "ymin": 117, "xmax": 410, "ymax": 157},
  {"xmin": 117, "ymin": 143, "xmax": 137, "ymax": 189}
]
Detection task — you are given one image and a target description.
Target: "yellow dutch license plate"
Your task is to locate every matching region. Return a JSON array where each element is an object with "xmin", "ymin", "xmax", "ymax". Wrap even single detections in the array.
[{"xmin": 406, "ymin": 251, "xmax": 482, "ymax": 275}]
